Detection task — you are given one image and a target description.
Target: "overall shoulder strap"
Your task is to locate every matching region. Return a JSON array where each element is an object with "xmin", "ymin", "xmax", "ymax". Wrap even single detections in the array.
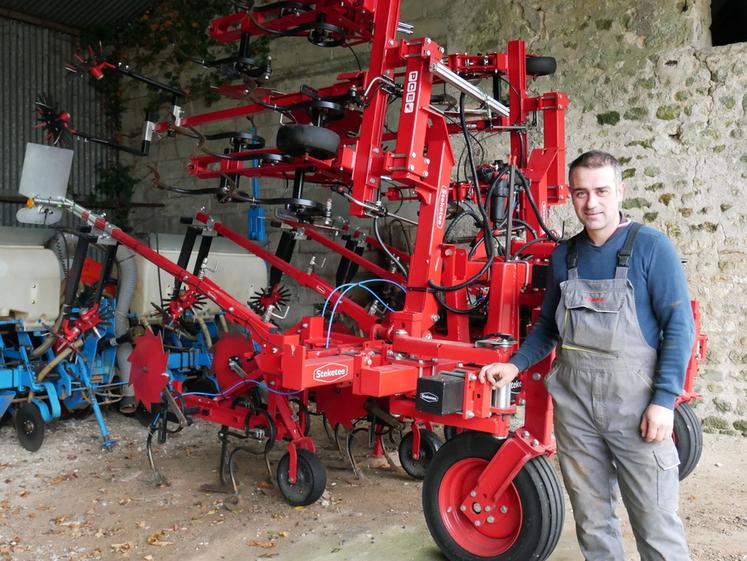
[
  {"xmin": 615, "ymin": 222, "xmax": 643, "ymax": 278},
  {"xmin": 565, "ymin": 232, "xmax": 585, "ymax": 280}
]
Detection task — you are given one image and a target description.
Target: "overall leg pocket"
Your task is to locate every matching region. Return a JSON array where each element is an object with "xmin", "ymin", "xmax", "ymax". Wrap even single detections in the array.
[{"xmin": 654, "ymin": 445, "xmax": 681, "ymax": 510}]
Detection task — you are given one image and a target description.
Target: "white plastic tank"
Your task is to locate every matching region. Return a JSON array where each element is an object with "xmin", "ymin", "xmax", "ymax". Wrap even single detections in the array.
[
  {"xmin": 0, "ymin": 228, "xmax": 61, "ymax": 328},
  {"xmin": 131, "ymin": 233, "xmax": 268, "ymax": 319}
]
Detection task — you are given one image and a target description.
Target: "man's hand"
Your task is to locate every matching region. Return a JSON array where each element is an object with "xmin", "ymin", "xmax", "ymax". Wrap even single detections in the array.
[
  {"xmin": 478, "ymin": 362, "xmax": 520, "ymax": 388},
  {"xmin": 640, "ymin": 404, "xmax": 674, "ymax": 443}
]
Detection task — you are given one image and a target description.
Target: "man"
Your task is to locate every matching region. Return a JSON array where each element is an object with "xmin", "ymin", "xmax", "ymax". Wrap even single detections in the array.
[{"xmin": 479, "ymin": 150, "xmax": 695, "ymax": 561}]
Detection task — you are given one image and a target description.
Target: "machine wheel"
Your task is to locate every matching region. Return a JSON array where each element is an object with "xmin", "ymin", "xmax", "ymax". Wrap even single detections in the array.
[
  {"xmin": 276, "ymin": 124, "xmax": 340, "ymax": 160},
  {"xmin": 398, "ymin": 429, "xmax": 442, "ymax": 480},
  {"xmin": 15, "ymin": 403, "xmax": 45, "ymax": 452},
  {"xmin": 525, "ymin": 56, "xmax": 557, "ymax": 76},
  {"xmin": 673, "ymin": 401, "xmax": 703, "ymax": 480},
  {"xmin": 423, "ymin": 432, "xmax": 564, "ymax": 561},
  {"xmin": 276, "ymin": 448, "xmax": 327, "ymax": 506}
]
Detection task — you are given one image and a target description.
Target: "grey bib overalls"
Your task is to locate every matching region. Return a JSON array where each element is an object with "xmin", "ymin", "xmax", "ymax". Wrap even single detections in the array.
[{"xmin": 546, "ymin": 223, "xmax": 689, "ymax": 561}]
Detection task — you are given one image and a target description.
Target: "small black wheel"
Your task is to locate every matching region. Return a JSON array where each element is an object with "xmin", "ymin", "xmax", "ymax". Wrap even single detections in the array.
[
  {"xmin": 444, "ymin": 425, "xmax": 469, "ymax": 441},
  {"xmin": 398, "ymin": 429, "xmax": 442, "ymax": 479},
  {"xmin": 525, "ymin": 56, "xmax": 557, "ymax": 76},
  {"xmin": 15, "ymin": 403, "xmax": 45, "ymax": 452},
  {"xmin": 424, "ymin": 432, "xmax": 564, "ymax": 561},
  {"xmin": 276, "ymin": 124, "xmax": 340, "ymax": 160},
  {"xmin": 673, "ymin": 401, "xmax": 703, "ymax": 480},
  {"xmin": 276, "ymin": 448, "xmax": 327, "ymax": 506}
]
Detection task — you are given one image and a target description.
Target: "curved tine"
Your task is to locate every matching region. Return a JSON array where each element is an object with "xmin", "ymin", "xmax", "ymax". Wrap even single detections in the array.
[
  {"xmin": 146, "ymin": 428, "xmax": 169, "ymax": 486},
  {"xmin": 322, "ymin": 414, "xmax": 335, "ymax": 444},
  {"xmin": 226, "ymin": 446, "xmax": 257, "ymax": 508},
  {"xmin": 263, "ymin": 451, "xmax": 274, "ymax": 484},
  {"xmin": 347, "ymin": 427, "xmax": 369, "ymax": 480},
  {"xmin": 334, "ymin": 422, "xmax": 346, "ymax": 457},
  {"xmin": 378, "ymin": 427, "xmax": 406, "ymax": 476},
  {"xmin": 227, "ymin": 446, "xmax": 246, "ymax": 496}
]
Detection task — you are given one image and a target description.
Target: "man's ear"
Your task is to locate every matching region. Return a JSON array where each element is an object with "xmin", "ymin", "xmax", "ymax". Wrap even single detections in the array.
[{"xmin": 617, "ymin": 181, "xmax": 625, "ymax": 199}]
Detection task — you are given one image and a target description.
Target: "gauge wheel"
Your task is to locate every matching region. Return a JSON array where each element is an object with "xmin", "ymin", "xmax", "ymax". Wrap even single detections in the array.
[
  {"xmin": 525, "ymin": 56, "xmax": 556, "ymax": 76},
  {"xmin": 398, "ymin": 429, "xmax": 442, "ymax": 480},
  {"xmin": 423, "ymin": 432, "xmax": 564, "ymax": 561},
  {"xmin": 673, "ymin": 401, "xmax": 703, "ymax": 480},
  {"xmin": 15, "ymin": 403, "xmax": 45, "ymax": 452},
  {"xmin": 276, "ymin": 124, "xmax": 340, "ymax": 160},
  {"xmin": 276, "ymin": 448, "xmax": 327, "ymax": 506}
]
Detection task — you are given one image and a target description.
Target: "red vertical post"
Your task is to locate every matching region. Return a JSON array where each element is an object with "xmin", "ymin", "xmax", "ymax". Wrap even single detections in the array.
[{"xmin": 350, "ymin": 0, "xmax": 401, "ymax": 214}]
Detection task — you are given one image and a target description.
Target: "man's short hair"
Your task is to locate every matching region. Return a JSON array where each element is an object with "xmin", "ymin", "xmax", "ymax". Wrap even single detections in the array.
[{"xmin": 569, "ymin": 150, "xmax": 623, "ymax": 185}]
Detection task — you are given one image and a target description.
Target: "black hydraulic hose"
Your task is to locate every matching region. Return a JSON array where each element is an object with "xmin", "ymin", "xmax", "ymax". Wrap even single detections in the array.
[
  {"xmin": 513, "ymin": 236, "xmax": 551, "ymax": 258},
  {"xmin": 505, "ymin": 165, "xmax": 516, "ymax": 261},
  {"xmin": 428, "ymin": 93, "xmax": 495, "ymax": 293},
  {"xmin": 519, "ymin": 172, "xmax": 560, "ymax": 242},
  {"xmin": 511, "ymin": 218, "xmax": 538, "ymax": 240},
  {"xmin": 433, "ymin": 289, "xmax": 486, "ymax": 315},
  {"xmin": 443, "ymin": 204, "xmax": 481, "ymax": 243},
  {"xmin": 373, "ymin": 216, "xmax": 408, "ymax": 278}
]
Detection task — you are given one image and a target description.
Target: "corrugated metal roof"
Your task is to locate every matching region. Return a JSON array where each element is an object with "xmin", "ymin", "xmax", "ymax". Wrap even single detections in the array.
[
  {"xmin": 0, "ymin": 0, "xmax": 155, "ymax": 33},
  {"xmin": 0, "ymin": 16, "xmax": 116, "ymax": 229}
]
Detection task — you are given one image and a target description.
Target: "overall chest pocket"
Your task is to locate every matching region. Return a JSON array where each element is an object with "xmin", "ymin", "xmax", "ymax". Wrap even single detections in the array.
[{"xmin": 561, "ymin": 288, "xmax": 627, "ymax": 353}]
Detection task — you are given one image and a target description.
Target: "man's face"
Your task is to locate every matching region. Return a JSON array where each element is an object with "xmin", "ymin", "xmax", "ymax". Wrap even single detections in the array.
[{"xmin": 569, "ymin": 165, "xmax": 624, "ymax": 237}]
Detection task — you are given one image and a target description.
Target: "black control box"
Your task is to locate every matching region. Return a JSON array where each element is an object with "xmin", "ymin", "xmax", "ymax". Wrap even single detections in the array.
[{"xmin": 416, "ymin": 370, "xmax": 465, "ymax": 415}]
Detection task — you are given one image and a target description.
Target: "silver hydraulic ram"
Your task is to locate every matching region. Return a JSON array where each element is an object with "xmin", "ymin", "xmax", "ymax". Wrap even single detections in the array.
[{"xmin": 430, "ymin": 61, "xmax": 510, "ymax": 117}]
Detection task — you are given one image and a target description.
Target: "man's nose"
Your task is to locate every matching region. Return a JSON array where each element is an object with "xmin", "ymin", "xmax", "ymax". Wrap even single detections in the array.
[{"xmin": 585, "ymin": 192, "xmax": 598, "ymax": 207}]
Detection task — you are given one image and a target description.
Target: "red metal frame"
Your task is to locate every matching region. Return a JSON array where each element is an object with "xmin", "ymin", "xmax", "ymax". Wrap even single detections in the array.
[{"xmin": 44, "ymin": 0, "xmax": 707, "ymax": 554}]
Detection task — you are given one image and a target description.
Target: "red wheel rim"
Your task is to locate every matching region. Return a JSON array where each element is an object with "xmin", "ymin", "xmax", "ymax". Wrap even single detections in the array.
[{"xmin": 438, "ymin": 458, "xmax": 522, "ymax": 557}]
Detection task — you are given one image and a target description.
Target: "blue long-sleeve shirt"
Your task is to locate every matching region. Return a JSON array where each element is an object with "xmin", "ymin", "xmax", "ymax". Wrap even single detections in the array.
[{"xmin": 509, "ymin": 223, "xmax": 695, "ymax": 409}]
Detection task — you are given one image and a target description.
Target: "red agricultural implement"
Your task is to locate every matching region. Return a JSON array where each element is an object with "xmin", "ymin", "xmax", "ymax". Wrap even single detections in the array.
[{"xmin": 27, "ymin": 1, "xmax": 707, "ymax": 559}]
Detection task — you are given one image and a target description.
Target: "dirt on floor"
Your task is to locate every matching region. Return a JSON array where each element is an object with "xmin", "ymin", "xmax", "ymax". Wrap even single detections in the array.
[{"xmin": 0, "ymin": 411, "xmax": 745, "ymax": 561}]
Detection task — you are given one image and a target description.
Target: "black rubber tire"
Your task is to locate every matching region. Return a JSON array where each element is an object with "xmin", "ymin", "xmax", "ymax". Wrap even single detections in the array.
[
  {"xmin": 673, "ymin": 401, "xmax": 703, "ymax": 480},
  {"xmin": 423, "ymin": 432, "xmax": 564, "ymax": 561},
  {"xmin": 276, "ymin": 448, "xmax": 327, "ymax": 506},
  {"xmin": 525, "ymin": 56, "xmax": 556, "ymax": 77},
  {"xmin": 276, "ymin": 124, "xmax": 340, "ymax": 160},
  {"xmin": 443, "ymin": 425, "xmax": 460, "ymax": 441},
  {"xmin": 398, "ymin": 429, "xmax": 443, "ymax": 480},
  {"xmin": 15, "ymin": 403, "xmax": 45, "ymax": 452},
  {"xmin": 444, "ymin": 425, "xmax": 476, "ymax": 441}
]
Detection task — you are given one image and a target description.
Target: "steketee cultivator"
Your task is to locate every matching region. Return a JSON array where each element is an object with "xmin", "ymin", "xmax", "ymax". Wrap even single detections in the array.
[{"xmin": 24, "ymin": 1, "xmax": 708, "ymax": 559}]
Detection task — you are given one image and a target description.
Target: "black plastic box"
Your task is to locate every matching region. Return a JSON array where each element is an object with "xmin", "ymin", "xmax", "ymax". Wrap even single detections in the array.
[{"xmin": 415, "ymin": 370, "xmax": 465, "ymax": 415}]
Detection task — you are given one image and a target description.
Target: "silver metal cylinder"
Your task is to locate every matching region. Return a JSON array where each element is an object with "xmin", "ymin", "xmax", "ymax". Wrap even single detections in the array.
[{"xmin": 492, "ymin": 383, "xmax": 511, "ymax": 409}]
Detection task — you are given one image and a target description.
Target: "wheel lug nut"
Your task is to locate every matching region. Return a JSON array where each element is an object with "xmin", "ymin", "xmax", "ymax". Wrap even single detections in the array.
[
  {"xmin": 470, "ymin": 490, "xmax": 477, "ymax": 497},
  {"xmin": 460, "ymin": 505, "xmax": 466, "ymax": 512},
  {"xmin": 487, "ymin": 516, "xmax": 495, "ymax": 524},
  {"xmin": 474, "ymin": 520, "xmax": 481, "ymax": 527},
  {"xmin": 500, "ymin": 505, "xmax": 508, "ymax": 513}
]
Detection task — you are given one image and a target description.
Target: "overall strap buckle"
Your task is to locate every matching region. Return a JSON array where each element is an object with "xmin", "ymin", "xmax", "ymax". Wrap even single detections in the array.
[
  {"xmin": 616, "ymin": 222, "xmax": 643, "ymax": 268},
  {"xmin": 565, "ymin": 232, "xmax": 585, "ymax": 271}
]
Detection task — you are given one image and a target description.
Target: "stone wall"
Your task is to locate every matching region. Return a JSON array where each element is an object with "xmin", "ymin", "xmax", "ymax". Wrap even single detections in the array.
[{"xmin": 120, "ymin": 0, "xmax": 747, "ymax": 434}]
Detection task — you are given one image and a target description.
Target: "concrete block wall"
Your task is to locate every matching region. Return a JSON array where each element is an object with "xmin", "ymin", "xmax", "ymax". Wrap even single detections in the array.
[{"xmin": 119, "ymin": 0, "xmax": 747, "ymax": 434}]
